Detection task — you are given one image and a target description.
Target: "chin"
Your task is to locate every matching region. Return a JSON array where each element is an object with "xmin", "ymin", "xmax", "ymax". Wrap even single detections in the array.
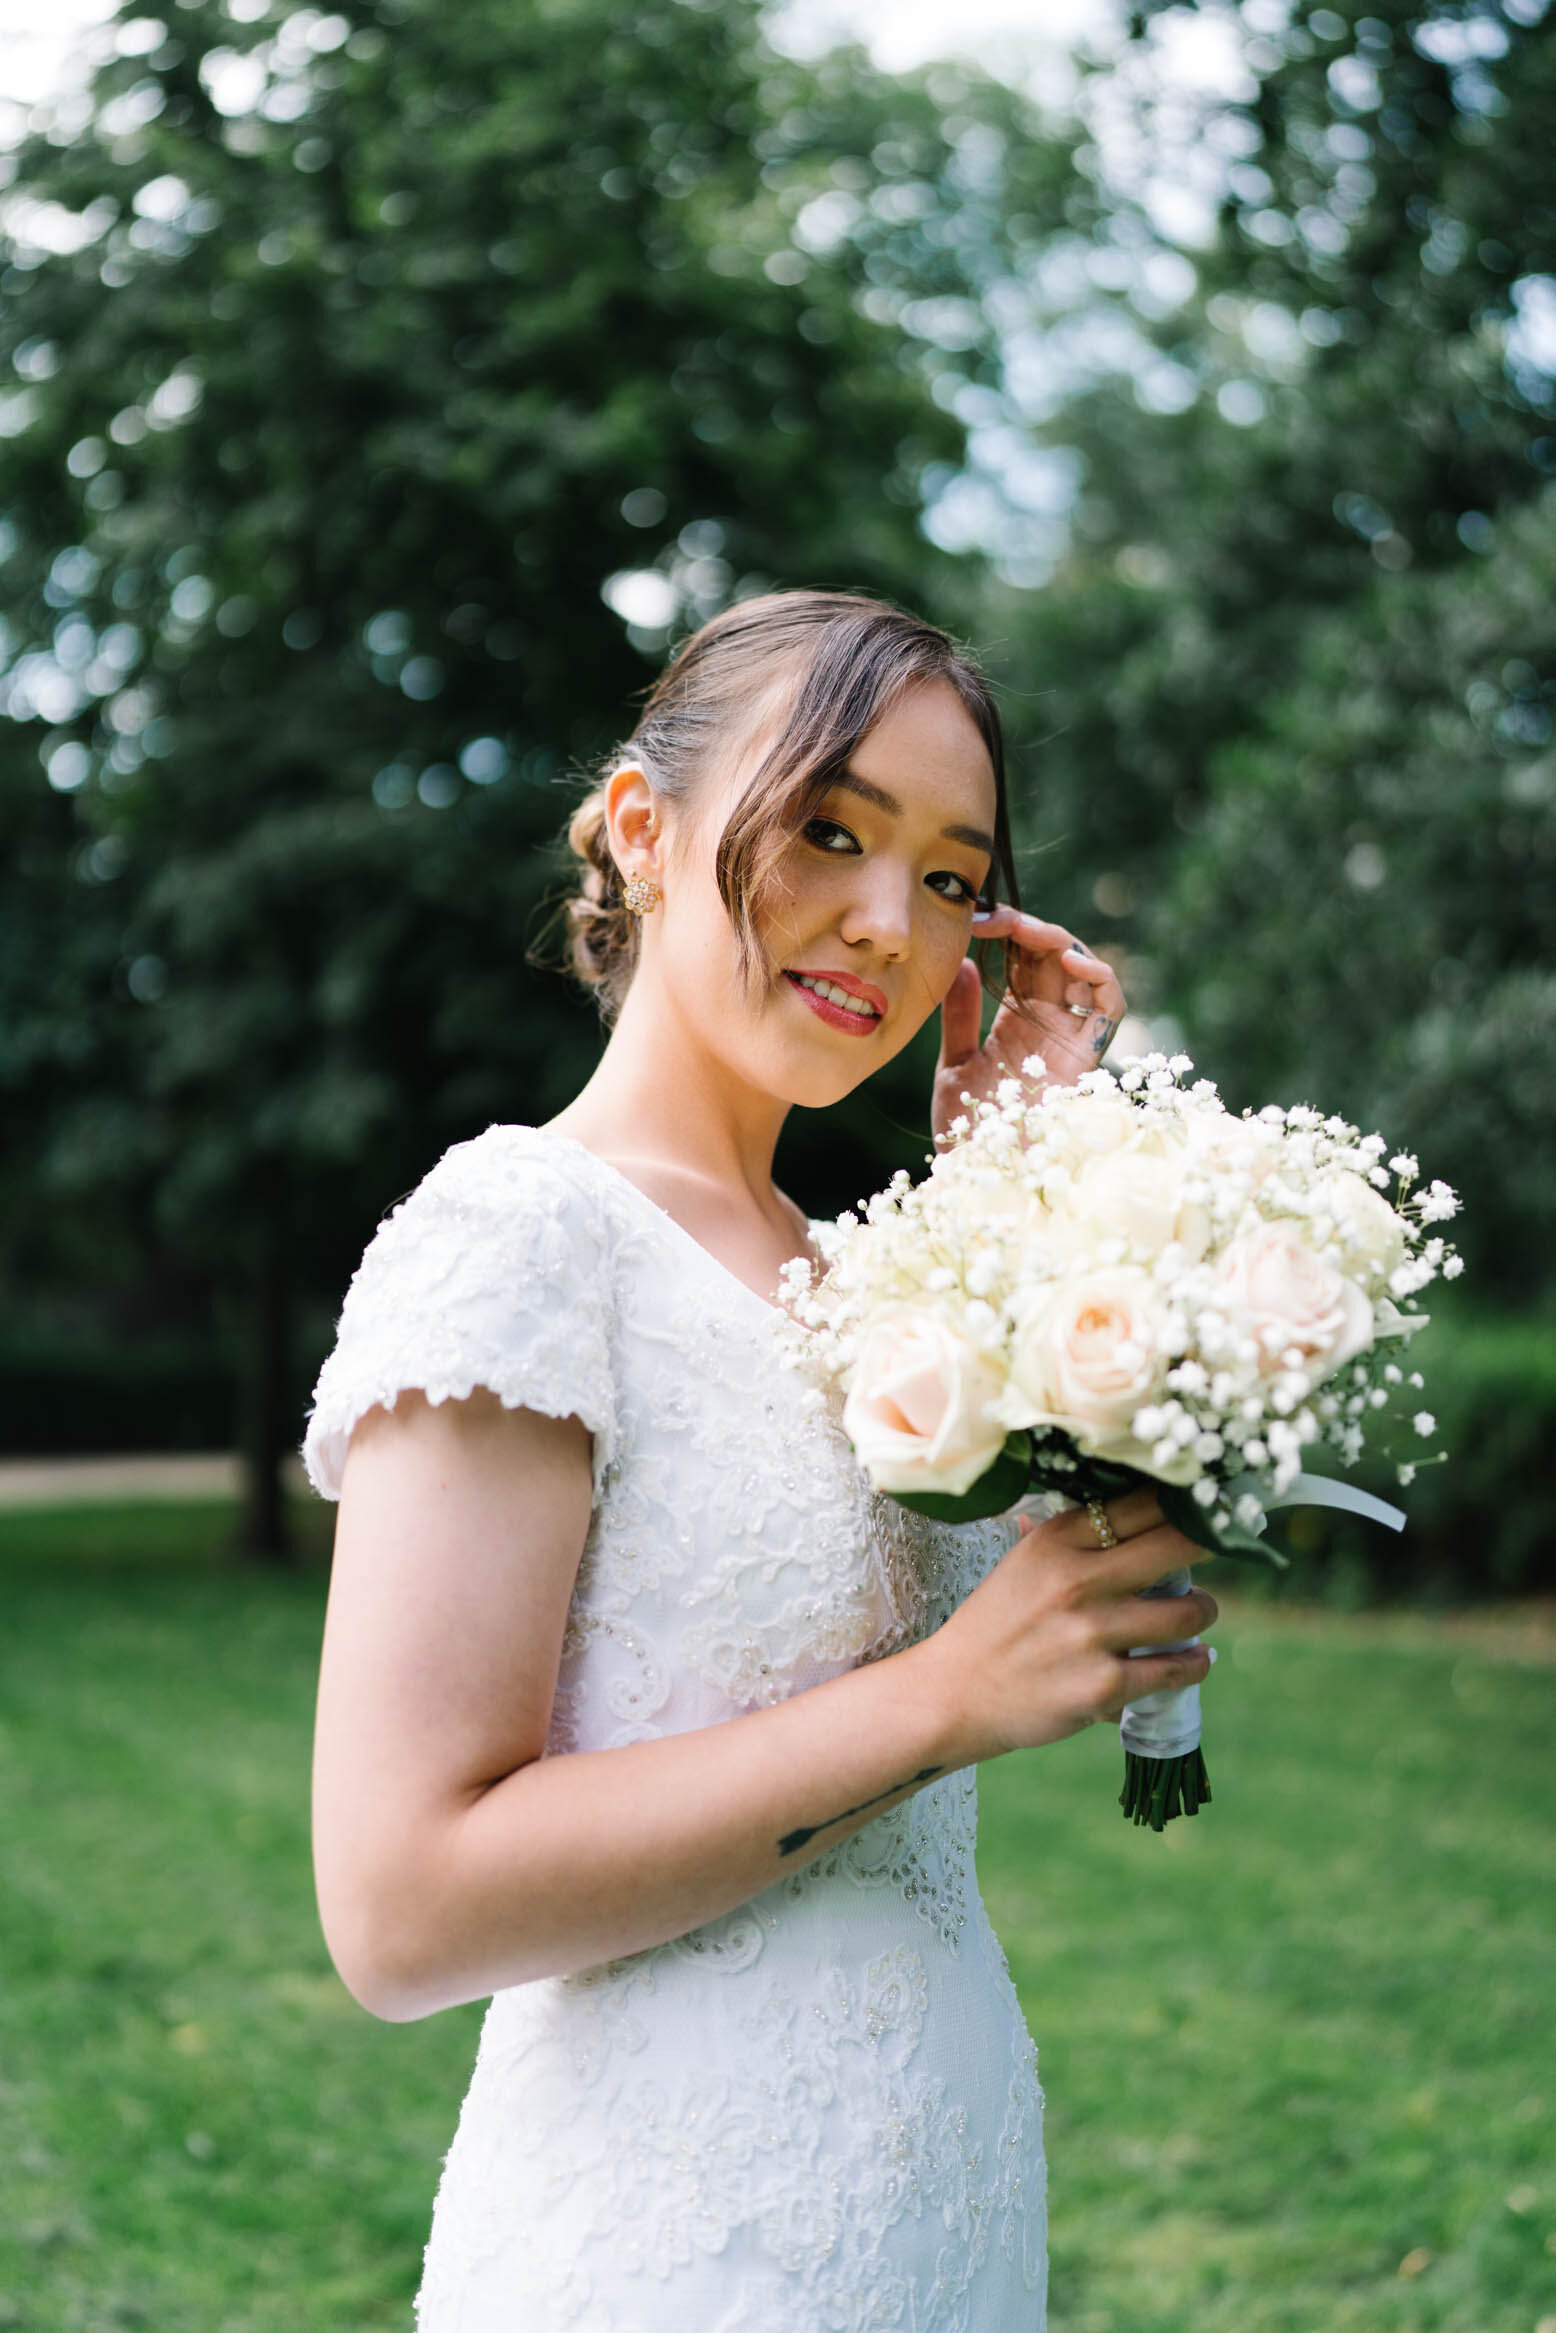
[{"xmin": 766, "ymin": 1026, "xmax": 915, "ymax": 1110}]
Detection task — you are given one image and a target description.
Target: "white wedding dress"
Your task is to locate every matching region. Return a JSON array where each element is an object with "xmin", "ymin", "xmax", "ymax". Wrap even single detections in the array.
[{"xmin": 303, "ymin": 1124, "xmax": 1047, "ymax": 2333}]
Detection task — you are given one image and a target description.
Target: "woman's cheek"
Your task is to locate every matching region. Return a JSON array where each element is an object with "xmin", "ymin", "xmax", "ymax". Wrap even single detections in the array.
[{"xmin": 922, "ymin": 908, "xmax": 975, "ymax": 1005}]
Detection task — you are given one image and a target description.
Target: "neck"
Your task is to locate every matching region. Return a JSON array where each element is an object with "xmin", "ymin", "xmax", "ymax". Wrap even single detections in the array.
[{"xmin": 554, "ymin": 971, "xmax": 792, "ymax": 1206}]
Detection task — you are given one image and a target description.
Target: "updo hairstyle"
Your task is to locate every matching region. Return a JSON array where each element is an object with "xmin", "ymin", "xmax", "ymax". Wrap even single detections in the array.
[{"xmin": 564, "ymin": 588, "xmax": 1020, "ymax": 1024}]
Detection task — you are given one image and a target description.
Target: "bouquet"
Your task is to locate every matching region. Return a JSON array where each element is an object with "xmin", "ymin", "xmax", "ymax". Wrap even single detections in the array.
[{"xmin": 780, "ymin": 1054, "xmax": 1460, "ymax": 1830}]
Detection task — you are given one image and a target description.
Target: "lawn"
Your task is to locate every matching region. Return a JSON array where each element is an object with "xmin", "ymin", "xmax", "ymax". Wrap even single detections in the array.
[{"xmin": 0, "ymin": 1502, "xmax": 1551, "ymax": 2333}]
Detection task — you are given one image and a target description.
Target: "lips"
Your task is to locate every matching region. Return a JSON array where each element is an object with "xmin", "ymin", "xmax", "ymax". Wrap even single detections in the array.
[
  {"xmin": 787, "ymin": 967, "xmax": 888, "ymax": 1015},
  {"xmin": 784, "ymin": 967, "xmax": 887, "ymax": 1037}
]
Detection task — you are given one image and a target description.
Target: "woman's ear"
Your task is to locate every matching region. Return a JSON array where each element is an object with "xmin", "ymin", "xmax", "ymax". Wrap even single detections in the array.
[{"xmin": 603, "ymin": 764, "xmax": 662, "ymax": 887}]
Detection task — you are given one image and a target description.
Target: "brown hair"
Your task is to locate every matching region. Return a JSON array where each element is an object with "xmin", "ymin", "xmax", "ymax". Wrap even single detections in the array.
[{"xmin": 563, "ymin": 588, "xmax": 1020, "ymax": 1024}]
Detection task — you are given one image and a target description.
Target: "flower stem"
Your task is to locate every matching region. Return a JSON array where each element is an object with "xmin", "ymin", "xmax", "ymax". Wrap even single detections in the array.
[{"xmin": 1119, "ymin": 1747, "xmax": 1212, "ymax": 1831}]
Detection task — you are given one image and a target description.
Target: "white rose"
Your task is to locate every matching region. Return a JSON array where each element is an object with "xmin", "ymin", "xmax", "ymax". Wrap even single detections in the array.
[
  {"xmin": 1052, "ymin": 1148, "xmax": 1211, "ymax": 1264},
  {"xmin": 1183, "ymin": 1115, "xmax": 1282, "ymax": 1189},
  {"xmin": 1319, "ymin": 1171, "xmax": 1408, "ymax": 1295},
  {"xmin": 1001, "ymin": 1267, "xmax": 1173, "ymax": 1453},
  {"xmin": 1044, "ymin": 1091, "xmax": 1145, "ymax": 1163},
  {"xmin": 1217, "ymin": 1221, "xmax": 1373, "ymax": 1380},
  {"xmin": 842, "ymin": 1308, "xmax": 1009, "ymax": 1497}
]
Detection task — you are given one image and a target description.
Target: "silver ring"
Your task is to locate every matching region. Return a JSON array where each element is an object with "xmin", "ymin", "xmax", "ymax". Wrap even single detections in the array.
[{"xmin": 1066, "ymin": 1002, "xmax": 1091, "ymax": 1019}]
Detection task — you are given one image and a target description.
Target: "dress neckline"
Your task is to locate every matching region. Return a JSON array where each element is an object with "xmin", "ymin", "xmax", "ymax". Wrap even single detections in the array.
[{"xmin": 520, "ymin": 1124, "xmax": 807, "ymax": 1319}]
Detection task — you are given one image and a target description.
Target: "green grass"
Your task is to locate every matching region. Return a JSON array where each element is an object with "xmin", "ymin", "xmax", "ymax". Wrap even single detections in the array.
[
  {"xmin": 0, "ymin": 1505, "xmax": 1552, "ymax": 2332},
  {"xmin": 982, "ymin": 1607, "xmax": 1556, "ymax": 2333}
]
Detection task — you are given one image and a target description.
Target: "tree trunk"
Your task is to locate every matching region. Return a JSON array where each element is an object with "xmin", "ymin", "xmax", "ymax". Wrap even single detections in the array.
[{"xmin": 235, "ymin": 1205, "xmax": 293, "ymax": 1562}]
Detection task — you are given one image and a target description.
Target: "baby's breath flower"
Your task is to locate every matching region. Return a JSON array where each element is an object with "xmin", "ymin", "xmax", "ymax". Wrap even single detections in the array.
[
  {"xmin": 1412, "ymin": 1411, "xmax": 1436, "ymax": 1437},
  {"xmin": 1397, "ymin": 1461, "xmax": 1417, "ymax": 1486}
]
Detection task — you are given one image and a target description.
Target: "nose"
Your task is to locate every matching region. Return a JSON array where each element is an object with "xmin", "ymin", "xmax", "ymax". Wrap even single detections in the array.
[{"xmin": 838, "ymin": 861, "xmax": 913, "ymax": 961}]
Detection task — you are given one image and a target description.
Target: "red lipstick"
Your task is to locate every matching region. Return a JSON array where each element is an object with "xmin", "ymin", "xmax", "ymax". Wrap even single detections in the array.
[{"xmin": 784, "ymin": 966, "xmax": 887, "ymax": 1036}]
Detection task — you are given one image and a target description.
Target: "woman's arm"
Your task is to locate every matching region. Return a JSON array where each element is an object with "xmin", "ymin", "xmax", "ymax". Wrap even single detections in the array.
[{"xmin": 311, "ymin": 1390, "xmax": 1214, "ymax": 2022}]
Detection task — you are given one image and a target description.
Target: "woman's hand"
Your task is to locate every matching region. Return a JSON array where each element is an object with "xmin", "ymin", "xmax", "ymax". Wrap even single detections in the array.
[
  {"xmin": 916, "ymin": 1490, "xmax": 1217, "ymax": 1767},
  {"xmin": 931, "ymin": 905, "xmax": 1125, "ymax": 1145}
]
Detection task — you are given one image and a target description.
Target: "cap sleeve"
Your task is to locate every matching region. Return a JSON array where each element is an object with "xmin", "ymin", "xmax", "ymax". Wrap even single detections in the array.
[{"xmin": 301, "ymin": 1128, "xmax": 616, "ymax": 1503}]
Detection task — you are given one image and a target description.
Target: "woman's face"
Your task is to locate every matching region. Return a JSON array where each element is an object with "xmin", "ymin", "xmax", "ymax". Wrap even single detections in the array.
[{"xmin": 648, "ymin": 676, "xmax": 998, "ymax": 1110}]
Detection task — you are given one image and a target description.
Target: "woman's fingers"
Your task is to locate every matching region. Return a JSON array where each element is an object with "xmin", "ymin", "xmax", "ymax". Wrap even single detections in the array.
[
  {"xmin": 1055, "ymin": 943, "xmax": 1125, "ymax": 1024},
  {"xmin": 972, "ymin": 906, "xmax": 1120, "ymax": 1003},
  {"xmin": 970, "ymin": 903, "xmax": 1076, "ymax": 955},
  {"xmin": 1048, "ymin": 1486, "xmax": 1165, "ymax": 1547},
  {"xmin": 1103, "ymin": 1583, "xmax": 1218, "ymax": 1650},
  {"xmin": 1101, "ymin": 1641, "xmax": 1214, "ymax": 1714},
  {"xmin": 973, "ymin": 909, "xmax": 1124, "ymax": 1045},
  {"xmin": 1030, "ymin": 1499, "xmax": 1217, "ymax": 1608}
]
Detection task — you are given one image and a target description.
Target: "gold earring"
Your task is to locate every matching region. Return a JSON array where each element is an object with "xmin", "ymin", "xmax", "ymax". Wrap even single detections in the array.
[{"xmin": 623, "ymin": 873, "xmax": 662, "ymax": 916}]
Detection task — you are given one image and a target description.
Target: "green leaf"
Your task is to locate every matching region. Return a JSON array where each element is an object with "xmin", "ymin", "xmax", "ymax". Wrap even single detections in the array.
[{"xmin": 889, "ymin": 1432, "xmax": 1032, "ymax": 1525}]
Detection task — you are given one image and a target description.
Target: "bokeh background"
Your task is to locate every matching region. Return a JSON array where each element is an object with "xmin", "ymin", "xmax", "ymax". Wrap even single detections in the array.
[
  {"xmin": 1, "ymin": 0, "xmax": 1552, "ymax": 1578},
  {"xmin": 0, "ymin": 3, "xmax": 1552, "ymax": 2329}
]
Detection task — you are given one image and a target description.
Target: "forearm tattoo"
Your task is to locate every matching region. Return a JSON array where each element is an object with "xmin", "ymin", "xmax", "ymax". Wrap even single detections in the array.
[{"xmin": 776, "ymin": 1766, "xmax": 944, "ymax": 1858}]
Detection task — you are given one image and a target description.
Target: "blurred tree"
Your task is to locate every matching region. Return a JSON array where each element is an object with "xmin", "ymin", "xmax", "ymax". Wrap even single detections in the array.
[
  {"xmin": 1166, "ymin": 484, "xmax": 1556, "ymax": 1307},
  {"xmin": 0, "ymin": 0, "xmax": 1085, "ymax": 1548},
  {"xmin": 977, "ymin": 0, "xmax": 1555, "ymax": 1292}
]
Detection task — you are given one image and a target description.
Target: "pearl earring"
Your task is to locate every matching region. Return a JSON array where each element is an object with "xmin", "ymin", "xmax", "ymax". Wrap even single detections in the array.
[{"xmin": 623, "ymin": 873, "xmax": 662, "ymax": 916}]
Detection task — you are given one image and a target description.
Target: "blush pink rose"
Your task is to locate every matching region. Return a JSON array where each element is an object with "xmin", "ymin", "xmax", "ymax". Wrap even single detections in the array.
[
  {"xmin": 1218, "ymin": 1221, "xmax": 1373, "ymax": 1379},
  {"xmin": 842, "ymin": 1310, "xmax": 1008, "ymax": 1497},
  {"xmin": 1002, "ymin": 1267, "xmax": 1174, "ymax": 1453}
]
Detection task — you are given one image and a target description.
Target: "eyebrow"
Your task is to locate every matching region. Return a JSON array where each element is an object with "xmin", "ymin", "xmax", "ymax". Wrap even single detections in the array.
[{"xmin": 828, "ymin": 768, "xmax": 996, "ymax": 859}]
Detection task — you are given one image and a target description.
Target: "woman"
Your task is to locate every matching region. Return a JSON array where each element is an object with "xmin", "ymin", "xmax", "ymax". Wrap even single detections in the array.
[{"xmin": 304, "ymin": 590, "xmax": 1217, "ymax": 2330}]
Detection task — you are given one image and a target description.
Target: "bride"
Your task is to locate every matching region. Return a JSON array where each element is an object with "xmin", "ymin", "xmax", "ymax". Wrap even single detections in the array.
[{"xmin": 304, "ymin": 589, "xmax": 1217, "ymax": 2330}]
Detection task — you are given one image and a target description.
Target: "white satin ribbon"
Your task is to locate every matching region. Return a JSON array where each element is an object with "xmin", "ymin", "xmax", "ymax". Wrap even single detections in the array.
[
  {"xmin": 1122, "ymin": 1565, "xmax": 1213, "ymax": 1759},
  {"xmin": 1255, "ymin": 1470, "xmax": 1406, "ymax": 1531}
]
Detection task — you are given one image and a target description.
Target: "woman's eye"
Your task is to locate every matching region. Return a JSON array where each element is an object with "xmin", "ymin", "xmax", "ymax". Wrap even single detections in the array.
[
  {"xmin": 804, "ymin": 817, "xmax": 858, "ymax": 854},
  {"xmin": 928, "ymin": 870, "xmax": 980, "ymax": 905}
]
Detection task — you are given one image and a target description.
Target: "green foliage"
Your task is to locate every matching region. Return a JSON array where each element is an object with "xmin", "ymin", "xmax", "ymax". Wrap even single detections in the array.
[
  {"xmin": 980, "ymin": 0, "xmax": 1556, "ymax": 1297},
  {"xmin": 0, "ymin": 0, "xmax": 1001, "ymax": 1248},
  {"xmin": 1159, "ymin": 489, "xmax": 1556, "ymax": 1296},
  {"xmin": 1, "ymin": 1516, "xmax": 1551, "ymax": 2327},
  {"xmin": 0, "ymin": 0, "xmax": 1086, "ymax": 1522}
]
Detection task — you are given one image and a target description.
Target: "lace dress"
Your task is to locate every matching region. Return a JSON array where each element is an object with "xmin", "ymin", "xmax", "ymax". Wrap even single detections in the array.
[{"xmin": 303, "ymin": 1124, "xmax": 1047, "ymax": 2333}]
